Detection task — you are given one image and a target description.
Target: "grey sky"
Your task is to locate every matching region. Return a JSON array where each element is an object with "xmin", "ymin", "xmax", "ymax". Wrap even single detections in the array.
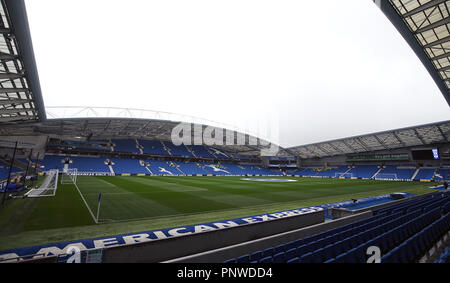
[{"xmin": 25, "ymin": 0, "xmax": 450, "ymax": 148}]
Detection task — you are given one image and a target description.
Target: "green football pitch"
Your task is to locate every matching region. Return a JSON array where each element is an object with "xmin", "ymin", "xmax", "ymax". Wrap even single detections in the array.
[{"xmin": 0, "ymin": 175, "xmax": 432, "ymax": 250}]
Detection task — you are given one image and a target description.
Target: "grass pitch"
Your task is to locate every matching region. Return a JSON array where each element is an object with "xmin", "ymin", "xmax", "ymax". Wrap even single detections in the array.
[{"xmin": 0, "ymin": 175, "xmax": 432, "ymax": 251}]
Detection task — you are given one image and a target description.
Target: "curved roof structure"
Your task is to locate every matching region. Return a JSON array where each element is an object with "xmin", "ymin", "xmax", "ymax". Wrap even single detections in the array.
[
  {"xmin": 375, "ymin": 0, "xmax": 450, "ymax": 105},
  {"xmin": 0, "ymin": 1, "xmax": 448, "ymax": 160},
  {"xmin": 288, "ymin": 120, "xmax": 450, "ymax": 159},
  {"xmin": 0, "ymin": 114, "xmax": 288, "ymax": 156},
  {"xmin": 0, "ymin": 0, "xmax": 45, "ymax": 123}
]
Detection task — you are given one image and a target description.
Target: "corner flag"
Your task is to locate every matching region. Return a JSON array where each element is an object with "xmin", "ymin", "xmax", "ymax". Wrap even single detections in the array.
[{"xmin": 96, "ymin": 193, "xmax": 102, "ymax": 223}]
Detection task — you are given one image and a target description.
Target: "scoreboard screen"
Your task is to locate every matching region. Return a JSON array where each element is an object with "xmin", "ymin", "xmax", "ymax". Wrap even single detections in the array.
[
  {"xmin": 411, "ymin": 149, "xmax": 439, "ymax": 160},
  {"xmin": 432, "ymin": 149, "xmax": 439, "ymax": 160}
]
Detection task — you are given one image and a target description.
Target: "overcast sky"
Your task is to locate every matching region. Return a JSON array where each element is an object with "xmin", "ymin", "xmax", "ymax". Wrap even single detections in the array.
[{"xmin": 24, "ymin": 0, "xmax": 450, "ymax": 148}]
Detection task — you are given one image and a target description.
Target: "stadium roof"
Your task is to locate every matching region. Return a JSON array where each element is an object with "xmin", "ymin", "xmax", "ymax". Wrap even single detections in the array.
[
  {"xmin": 288, "ymin": 120, "xmax": 450, "ymax": 159},
  {"xmin": 0, "ymin": 108, "xmax": 290, "ymax": 156},
  {"xmin": 0, "ymin": 0, "xmax": 448, "ymax": 159},
  {"xmin": 376, "ymin": 0, "xmax": 450, "ymax": 105},
  {"xmin": 0, "ymin": 0, "xmax": 45, "ymax": 123}
]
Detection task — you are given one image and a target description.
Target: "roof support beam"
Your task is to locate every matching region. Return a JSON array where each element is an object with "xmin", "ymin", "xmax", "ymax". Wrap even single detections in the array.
[
  {"xmin": 392, "ymin": 132, "xmax": 407, "ymax": 147},
  {"xmin": 355, "ymin": 137, "xmax": 371, "ymax": 151},
  {"xmin": 4, "ymin": 0, "xmax": 46, "ymax": 121},
  {"xmin": 377, "ymin": 0, "xmax": 450, "ymax": 105},
  {"xmin": 413, "ymin": 129, "xmax": 427, "ymax": 145},
  {"xmin": 423, "ymin": 35, "xmax": 450, "ymax": 48},
  {"xmin": 415, "ymin": 17, "xmax": 450, "ymax": 34},
  {"xmin": 0, "ymin": 52, "xmax": 18, "ymax": 60},
  {"xmin": 437, "ymin": 65, "xmax": 450, "ymax": 72},
  {"xmin": 0, "ymin": 108, "xmax": 32, "ymax": 114},
  {"xmin": 436, "ymin": 125, "xmax": 448, "ymax": 142},
  {"xmin": 0, "ymin": 73, "xmax": 23, "ymax": 79},
  {"xmin": 341, "ymin": 140, "xmax": 357, "ymax": 153},
  {"xmin": 0, "ymin": 87, "xmax": 28, "ymax": 93},
  {"xmin": 305, "ymin": 146, "xmax": 320, "ymax": 158},
  {"xmin": 284, "ymin": 148, "xmax": 299, "ymax": 157},
  {"xmin": 0, "ymin": 28, "xmax": 11, "ymax": 34},
  {"xmin": 316, "ymin": 144, "xmax": 331, "ymax": 156},
  {"xmin": 403, "ymin": 0, "xmax": 447, "ymax": 18},
  {"xmin": 373, "ymin": 135, "xmax": 389, "ymax": 150},
  {"xmin": 431, "ymin": 51, "xmax": 450, "ymax": 61},
  {"xmin": 328, "ymin": 142, "xmax": 346, "ymax": 155},
  {"xmin": 0, "ymin": 115, "xmax": 34, "ymax": 122},
  {"xmin": 0, "ymin": 99, "xmax": 30, "ymax": 105}
]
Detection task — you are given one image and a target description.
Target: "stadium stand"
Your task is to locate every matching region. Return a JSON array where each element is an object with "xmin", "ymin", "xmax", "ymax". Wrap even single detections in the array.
[
  {"xmin": 48, "ymin": 139, "xmax": 111, "ymax": 152},
  {"xmin": 316, "ymin": 166, "xmax": 349, "ymax": 178},
  {"xmin": 0, "ymin": 161, "xmax": 22, "ymax": 180},
  {"xmin": 112, "ymin": 139, "xmax": 140, "ymax": 154},
  {"xmin": 38, "ymin": 155, "xmax": 67, "ymax": 171},
  {"xmin": 35, "ymin": 145, "xmax": 450, "ymax": 182},
  {"xmin": 347, "ymin": 165, "xmax": 379, "ymax": 179},
  {"xmin": 413, "ymin": 168, "xmax": 436, "ymax": 181},
  {"xmin": 435, "ymin": 246, "xmax": 450, "ymax": 263},
  {"xmin": 298, "ymin": 168, "xmax": 319, "ymax": 177},
  {"xmin": 138, "ymin": 139, "xmax": 170, "ymax": 156},
  {"xmin": 209, "ymin": 148, "xmax": 232, "ymax": 159},
  {"xmin": 110, "ymin": 158, "xmax": 149, "ymax": 175},
  {"xmin": 146, "ymin": 160, "xmax": 179, "ymax": 175},
  {"xmin": 286, "ymin": 168, "xmax": 306, "ymax": 176},
  {"xmin": 435, "ymin": 168, "xmax": 450, "ymax": 181},
  {"xmin": 223, "ymin": 191, "xmax": 450, "ymax": 263},
  {"xmin": 68, "ymin": 156, "xmax": 110, "ymax": 173},
  {"xmin": 201, "ymin": 162, "xmax": 232, "ymax": 176},
  {"xmin": 187, "ymin": 145, "xmax": 216, "ymax": 159},
  {"xmin": 163, "ymin": 141, "xmax": 193, "ymax": 158},
  {"xmin": 375, "ymin": 165, "xmax": 416, "ymax": 180},
  {"xmin": 175, "ymin": 161, "xmax": 207, "ymax": 175}
]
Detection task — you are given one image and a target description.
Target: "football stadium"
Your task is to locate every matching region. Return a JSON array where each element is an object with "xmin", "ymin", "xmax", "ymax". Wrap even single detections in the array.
[{"xmin": 0, "ymin": 0, "xmax": 449, "ymax": 267}]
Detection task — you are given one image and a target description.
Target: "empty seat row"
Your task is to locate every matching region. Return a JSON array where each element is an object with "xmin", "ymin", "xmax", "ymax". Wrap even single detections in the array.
[
  {"xmin": 224, "ymin": 195, "xmax": 450, "ymax": 263},
  {"xmin": 374, "ymin": 192, "xmax": 448, "ymax": 216},
  {"xmin": 224, "ymin": 210, "xmax": 411, "ymax": 263},
  {"xmin": 435, "ymin": 246, "xmax": 450, "ymax": 263},
  {"xmin": 329, "ymin": 207, "xmax": 443, "ymax": 263},
  {"xmin": 382, "ymin": 212, "xmax": 450, "ymax": 263}
]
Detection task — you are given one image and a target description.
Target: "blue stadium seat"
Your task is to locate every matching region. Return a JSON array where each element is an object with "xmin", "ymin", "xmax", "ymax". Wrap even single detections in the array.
[
  {"xmin": 273, "ymin": 244, "xmax": 286, "ymax": 254},
  {"xmin": 259, "ymin": 256, "xmax": 273, "ymax": 263},
  {"xmin": 298, "ymin": 252, "xmax": 313, "ymax": 263},
  {"xmin": 262, "ymin": 248, "xmax": 274, "ymax": 258},
  {"xmin": 285, "ymin": 248, "xmax": 297, "ymax": 261},
  {"xmin": 249, "ymin": 251, "xmax": 263, "ymax": 262},
  {"xmin": 272, "ymin": 252, "xmax": 285, "ymax": 263},
  {"xmin": 236, "ymin": 254, "xmax": 250, "ymax": 263},
  {"xmin": 324, "ymin": 257, "xmax": 336, "ymax": 263},
  {"xmin": 227, "ymin": 195, "xmax": 450, "ymax": 264},
  {"xmin": 286, "ymin": 257, "xmax": 299, "ymax": 263}
]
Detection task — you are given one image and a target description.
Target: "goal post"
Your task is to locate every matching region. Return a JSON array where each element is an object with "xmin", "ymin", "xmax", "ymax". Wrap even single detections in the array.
[
  {"xmin": 24, "ymin": 169, "xmax": 59, "ymax": 198},
  {"xmin": 334, "ymin": 172, "xmax": 353, "ymax": 178},
  {"xmin": 61, "ymin": 168, "xmax": 78, "ymax": 185}
]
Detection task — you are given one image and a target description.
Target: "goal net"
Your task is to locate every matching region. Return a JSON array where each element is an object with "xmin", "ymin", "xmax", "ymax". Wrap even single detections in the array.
[
  {"xmin": 335, "ymin": 172, "xmax": 353, "ymax": 178},
  {"xmin": 374, "ymin": 173, "xmax": 398, "ymax": 180},
  {"xmin": 24, "ymin": 169, "xmax": 59, "ymax": 198},
  {"xmin": 61, "ymin": 168, "xmax": 78, "ymax": 185}
]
